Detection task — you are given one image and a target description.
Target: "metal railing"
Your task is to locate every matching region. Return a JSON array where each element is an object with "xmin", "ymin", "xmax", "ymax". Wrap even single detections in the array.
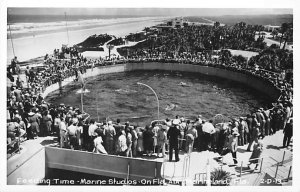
[{"xmin": 181, "ymin": 153, "xmax": 191, "ymax": 185}]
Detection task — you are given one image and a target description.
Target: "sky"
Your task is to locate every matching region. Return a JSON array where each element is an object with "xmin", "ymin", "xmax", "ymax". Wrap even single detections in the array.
[{"xmin": 7, "ymin": 8, "xmax": 292, "ymax": 16}]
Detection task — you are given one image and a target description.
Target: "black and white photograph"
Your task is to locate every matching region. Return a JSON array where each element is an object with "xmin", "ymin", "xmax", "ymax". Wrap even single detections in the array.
[{"xmin": 1, "ymin": 0, "xmax": 298, "ymax": 191}]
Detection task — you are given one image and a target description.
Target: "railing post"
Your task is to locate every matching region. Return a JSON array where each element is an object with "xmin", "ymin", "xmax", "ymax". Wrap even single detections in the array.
[
  {"xmin": 259, "ymin": 158, "xmax": 263, "ymax": 173},
  {"xmin": 188, "ymin": 155, "xmax": 191, "ymax": 177},
  {"xmin": 127, "ymin": 163, "xmax": 130, "ymax": 181},
  {"xmin": 275, "ymin": 163, "xmax": 279, "ymax": 178},
  {"xmin": 281, "ymin": 151, "xmax": 286, "ymax": 166},
  {"xmin": 240, "ymin": 161, "xmax": 243, "ymax": 177},
  {"xmin": 287, "ymin": 166, "xmax": 292, "ymax": 182}
]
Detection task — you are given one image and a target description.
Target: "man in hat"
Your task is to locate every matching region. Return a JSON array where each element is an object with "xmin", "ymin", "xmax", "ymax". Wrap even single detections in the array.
[
  {"xmin": 67, "ymin": 118, "xmax": 78, "ymax": 150},
  {"xmin": 256, "ymin": 108, "xmax": 266, "ymax": 136},
  {"xmin": 103, "ymin": 120, "xmax": 116, "ymax": 154},
  {"xmin": 167, "ymin": 120, "xmax": 181, "ymax": 162}
]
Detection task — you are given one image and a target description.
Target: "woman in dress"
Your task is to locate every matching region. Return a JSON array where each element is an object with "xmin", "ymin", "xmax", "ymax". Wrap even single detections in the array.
[
  {"xmin": 93, "ymin": 133, "xmax": 107, "ymax": 154},
  {"xmin": 248, "ymin": 135, "xmax": 264, "ymax": 170},
  {"xmin": 136, "ymin": 127, "xmax": 144, "ymax": 156},
  {"xmin": 41, "ymin": 110, "xmax": 53, "ymax": 136},
  {"xmin": 28, "ymin": 111, "xmax": 40, "ymax": 138}
]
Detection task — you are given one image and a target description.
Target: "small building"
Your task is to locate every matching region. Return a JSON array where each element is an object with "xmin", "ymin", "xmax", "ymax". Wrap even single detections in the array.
[
  {"xmin": 264, "ymin": 25, "xmax": 280, "ymax": 32},
  {"xmin": 167, "ymin": 17, "xmax": 188, "ymax": 28},
  {"xmin": 155, "ymin": 25, "xmax": 174, "ymax": 33}
]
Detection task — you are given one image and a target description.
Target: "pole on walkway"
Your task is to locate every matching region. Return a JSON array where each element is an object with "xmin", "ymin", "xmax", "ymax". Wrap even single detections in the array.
[
  {"xmin": 275, "ymin": 163, "xmax": 279, "ymax": 178},
  {"xmin": 96, "ymin": 91, "xmax": 99, "ymax": 122},
  {"xmin": 240, "ymin": 161, "xmax": 243, "ymax": 177},
  {"xmin": 8, "ymin": 24, "xmax": 16, "ymax": 58},
  {"xmin": 81, "ymin": 88, "xmax": 84, "ymax": 113},
  {"xmin": 259, "ymin": 158, "xmax": 263, "ymax": 173},
  {"xmin": 64, "ymin": 12, "xmax": 70, "ymax": 45},
  {"xmin": 206, "ymin": 158, "xmax": 211, "ymax": 186},
  {"xmin": 281, "ymin": 151, "xmax": 286, "ymax": 166},
  {"xmin": 287, "ymin": 166, "xmax": 292, "ymax": 182},
  {"xmin": 137, "ymin": 82, "xmax": 159, "ymax": 119}
]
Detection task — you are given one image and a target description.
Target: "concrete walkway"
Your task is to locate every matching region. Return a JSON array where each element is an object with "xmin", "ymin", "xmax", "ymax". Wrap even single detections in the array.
[{"xmin": 7, "ymin": 129, "xmax": 292, "ymax": 186}]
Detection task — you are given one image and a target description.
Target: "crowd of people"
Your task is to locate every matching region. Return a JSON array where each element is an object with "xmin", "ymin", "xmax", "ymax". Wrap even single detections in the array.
[{"xmin": 7, "ymin": 23, "xmax": 293, "ymax": 166}]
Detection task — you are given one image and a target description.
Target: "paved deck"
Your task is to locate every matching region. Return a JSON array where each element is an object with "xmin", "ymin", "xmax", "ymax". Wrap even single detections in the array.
[{"xmin": 7, "ymin": 129, "xmax": 292, "ymax": 186}]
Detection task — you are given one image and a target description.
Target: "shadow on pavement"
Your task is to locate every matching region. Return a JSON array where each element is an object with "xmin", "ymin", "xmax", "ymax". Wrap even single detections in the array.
[{"xmin": 266, "ymin": 145, "xmax": 282, "ymax": 150}]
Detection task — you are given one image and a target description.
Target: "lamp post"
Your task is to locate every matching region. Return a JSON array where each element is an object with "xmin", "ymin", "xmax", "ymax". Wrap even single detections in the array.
[{"xmin": 137, "ymin": 82, "xmax": 160, "ymax": 119}]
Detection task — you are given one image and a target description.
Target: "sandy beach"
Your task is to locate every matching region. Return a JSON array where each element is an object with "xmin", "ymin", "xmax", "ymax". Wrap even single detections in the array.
[{"xmin": 7, "ymin": 17, "xmax": 167, "ymax": 64}]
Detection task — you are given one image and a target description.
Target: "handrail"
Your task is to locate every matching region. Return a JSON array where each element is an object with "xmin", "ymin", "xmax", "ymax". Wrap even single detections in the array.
[
  {"xmin": 127, "ymin": 163, "xmax": 130, "ymax": 181},
  {"xmin": 287, "ymin": 166, "xmax": 292, "ymax": 182},
  {"xmin": 182, "ymin": 153, "xmax": 191, "ymax": 185}
]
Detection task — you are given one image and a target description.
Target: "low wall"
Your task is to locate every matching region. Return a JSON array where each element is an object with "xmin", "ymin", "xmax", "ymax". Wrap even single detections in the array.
[
  {"xmin": 45, "ymin": 147, "xmax": 162, "ymax": 180},
  {"xmin": 43, "ymin": 62, "xmax": 280, "ymax": 100},
  {"xmin": 7, "ymin": 148, "xmax": 46, "ymax": 185},
  {"xmin": 125, "ymin": 62, "xmax": 280, "ymax": 100}
]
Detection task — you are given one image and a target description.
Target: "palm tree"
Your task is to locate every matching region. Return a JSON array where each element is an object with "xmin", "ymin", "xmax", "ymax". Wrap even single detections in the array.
[
  {"xmin": 271, "ymin": 29, "xmax": 278, "ymax": 39},
  {"xmin": 283, "ymin": 25, "xmax": 293, "ymax": 50},
  {"xmin": 210, "ymin": 168, "xmax": 232, "ymax": 186},
  {"xmin": 279, "ymin": 23, "xmax": 289, "ymax": 47}
]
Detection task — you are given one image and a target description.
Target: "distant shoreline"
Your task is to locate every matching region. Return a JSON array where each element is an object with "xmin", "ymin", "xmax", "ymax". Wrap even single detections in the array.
[{"xmin": 7, "ymin": 17, "xmax": 168, "ymax": 40}]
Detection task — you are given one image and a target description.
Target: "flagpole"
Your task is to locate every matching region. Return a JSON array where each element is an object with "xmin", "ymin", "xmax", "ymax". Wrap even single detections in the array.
[
  {"xmin": 96, "ymin": 91, "xmax": 99, "ymax": 122},
  {"xmin": 65, "ymin": 12, "xmax": 70, "ymax": 45},
  {"xmin": 8, "ymin": 23, "xmax": 16, "ymax": 58},
  {"xmin": 81, "ymin": 87, "xmax": 84, "ymax": 113}
]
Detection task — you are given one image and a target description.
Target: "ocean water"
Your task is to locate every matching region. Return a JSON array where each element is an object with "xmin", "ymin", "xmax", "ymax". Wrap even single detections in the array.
[
  {"xmin": 7, "ymin": 15, "xmax": 165, "ymax": 38},
  {"xmin": 7, "ymin": 15, "xmax": 165, "ymax": 63},
  {"xmin": 45, "ymin": 70, "xmax": 270, "ymax": 126}
]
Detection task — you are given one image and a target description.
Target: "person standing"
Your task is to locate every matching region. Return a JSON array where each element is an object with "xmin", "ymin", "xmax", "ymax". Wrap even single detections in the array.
[
  {"xmin": 42, "ymin": 110, "xmax": 53, "ymax": 136},
  {"xmin": 247, "ymin": 114, "xmax": 260, "ymax": 151},
  {"xmin": 238, "ymin": 117, "xmax": 248, "ymax": 146},
  {"xmin": 88, "ymin": 119, "xmax": 98, "ymax": 151},
  {"xmin": 116, "ymin": 130, "xmax": 127, "ymax": 156},
  {"xmin": 152, "ymin": 122, "xmax": 160, "ymax": 155},
  {"xmin": 67, "ymin": 119, "xmax": 78, "ymax": 150},
  {"xmin": 202, "ymin": 120, "xmax": 216, "ymax": 151},
  {"xmin": 11, "ymin": 56, "xmax": 18, "ymax": 75},
  {"xmin": 103, "ymin": 121, "xmax": 116, "ymax": 154},
  {"xmin": 131, "ymin": 126, "xmax": 138, "ymax": 157},
  {"xmin": 125, "ymin": 127, "xmax": 133, "ymax": 157},
  {"xmin": 167, "ymin": 121, "xmax": 181, "ymax": 162},
  {"xmin": 143, "ymin": 125, "xmax": 154, "ymax": 156},
  {"xmin": 54, "ymin": 114, "xmax": 61, "ymax": 141},
  {"xmin": 136, "ymin": 127, "xmax": 144, "ymax": 156},
  {"xmin": 283, "ymin": 118, "xmax": 293, "ymax": 148},
  {"xmin": 59, "ymin": 117, "xmax": 67, "ymax": 148},
  {"xmin": 248, "ymin": 135, "xmax": 264, "ymax": 170},
  {"xmin": 93, "ymin": 133, "xmax": 107, "ymax": 154},
  {"xmin": 185, "ymin": 123, "xmax": 198, "ymax": 153},
  {"xmin": 157, "ymin": 125, "xmax": 168, "ymax": 157},
  {"xmin": 229, "ymin": 131, "xmax": 239, "ymax": 165},
  {"xmin": 28, "ymin": 111, "xmax": 40, "ymax": 138}
]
